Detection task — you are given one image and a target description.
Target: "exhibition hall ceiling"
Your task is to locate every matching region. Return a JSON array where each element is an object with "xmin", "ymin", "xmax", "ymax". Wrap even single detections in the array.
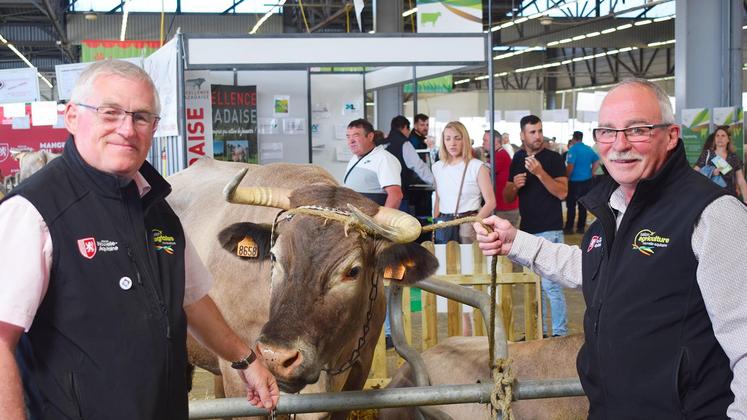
[{"xmin": 0, "ymin": 0, "xmax": 743, "ymax": 93}]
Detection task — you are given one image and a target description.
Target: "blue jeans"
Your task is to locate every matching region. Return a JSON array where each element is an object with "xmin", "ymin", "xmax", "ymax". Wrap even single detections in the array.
[{"xmin": 535, "ymin": 230, "xmax": 568, "ymax": 336}]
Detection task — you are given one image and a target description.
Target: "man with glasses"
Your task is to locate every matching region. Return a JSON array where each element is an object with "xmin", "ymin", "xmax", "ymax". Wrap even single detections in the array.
[
  {"xmin": 475, "ymin": 78, "xmax": 747, "ymax": 418},
  {"xmin": 0, "ymin": 60, "xmax": 279, "ymax": 419}
]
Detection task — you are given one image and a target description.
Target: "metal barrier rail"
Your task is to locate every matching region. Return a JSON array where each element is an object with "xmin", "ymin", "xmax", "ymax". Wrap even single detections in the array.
[{"xmin": 188, "ymin": 379, "xmax": 584, "ymax": 419}]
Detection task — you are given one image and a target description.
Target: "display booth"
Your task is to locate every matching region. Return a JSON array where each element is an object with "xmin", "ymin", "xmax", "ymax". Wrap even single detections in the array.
[{"xmin": 147, "ymin": 33, "xmax": 487, "ymax": 182}]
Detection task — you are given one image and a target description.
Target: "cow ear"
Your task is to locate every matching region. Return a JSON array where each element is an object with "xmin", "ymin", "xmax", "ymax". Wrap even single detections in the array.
[
  {"xmin": 218, "ymin": 222, "xmax": 273, "ymax": 260},
  {"xmin": 377, "ymin": 243, "xmax": 439, "ymax": 284}
]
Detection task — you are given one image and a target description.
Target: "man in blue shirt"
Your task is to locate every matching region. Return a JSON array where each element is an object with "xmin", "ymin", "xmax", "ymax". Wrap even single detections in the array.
[{"xmin": 564, "ymin": 131, "xmax": 599, "ymax": 234}]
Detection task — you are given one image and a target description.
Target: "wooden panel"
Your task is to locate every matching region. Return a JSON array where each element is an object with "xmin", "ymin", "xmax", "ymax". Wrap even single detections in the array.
[
  {"xmin": 398, "ymin": 286, "xmax": 412, "ymax": 367},
  {"xmin": 471, "ymin": 243, "xmax": 486, "ymax": 336},
  {"xmin": 500, "ymin": 256, "xmax": 515, "ymax": 342},
  {"xmin": 524, "ymin": 282, "xmax": 540, "ymax": 340},
  {"xmin": 445, "ymin": 240, "xmax": 462, "ymax": 337},
  {"xmin": 370, "ymin": 328, "xmax": 387, "ymax": 379},
  {"xmin": 534, "ymin": 269, "xmax": 544, "ymax": 338},
  {"xmin": 420, "ymin": 241, "xmax": 438, "ymax": 350}
]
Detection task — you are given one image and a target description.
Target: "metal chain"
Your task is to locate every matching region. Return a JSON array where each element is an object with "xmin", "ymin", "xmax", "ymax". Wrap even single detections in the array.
[{"xmin": 323, "ymin": 266, "xmax": 379, "ymax": 376}]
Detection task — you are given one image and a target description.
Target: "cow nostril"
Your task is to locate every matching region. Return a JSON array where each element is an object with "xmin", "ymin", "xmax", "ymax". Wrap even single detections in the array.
[{"xmin": 282, "ymin": 350, "xmax": 301, "ymax": 369}]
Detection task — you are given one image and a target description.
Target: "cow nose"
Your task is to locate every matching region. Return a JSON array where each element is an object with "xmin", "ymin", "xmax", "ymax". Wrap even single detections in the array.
[{"xmin": 256, "ymin": 342, "xmax": 304, "ymax": 375}]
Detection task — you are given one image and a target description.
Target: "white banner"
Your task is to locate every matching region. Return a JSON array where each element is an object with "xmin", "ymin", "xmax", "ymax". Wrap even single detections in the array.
[
  {"xmin": 417, "ymin": 0, "xmax": 482, "ymax": 33},
  {"xmin": 144, "ymin": 38, "xmax": 178, "ymax": 137},
  {"xmin": 0, "ymin": 68, "xmax": 40, "ymax": 104},
  {"xmin": 541, "ymin": 109, "xmax": 569, "ymax": 123},
  {"xmin": 184, "ymin": 70, "xmax": 213, "ymax": 166}
]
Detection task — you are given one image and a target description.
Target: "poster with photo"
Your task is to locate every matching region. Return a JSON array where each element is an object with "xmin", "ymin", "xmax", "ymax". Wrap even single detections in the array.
[
  {"xmin": 273, "ymin": 95, "xmax": 290, "ymax": 117},
  {"xmin": 212, "ymin": 84, "xmax": 258, "ymax": 163}
]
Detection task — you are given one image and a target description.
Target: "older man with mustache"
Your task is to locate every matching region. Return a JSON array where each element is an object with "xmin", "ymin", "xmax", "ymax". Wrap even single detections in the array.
[{"xmin": 475, "ymin": 78, "xmax": 747, "ymax": 419}]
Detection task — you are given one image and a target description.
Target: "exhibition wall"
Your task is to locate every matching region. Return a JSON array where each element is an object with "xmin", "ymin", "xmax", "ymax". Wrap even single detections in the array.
[
  {"xmin": 310, "ymin": 73, "xmax": 365, "ymax": 183},
  {"xmin": 209, "ymin": 70, "xmax": 309, "ymax": 165}
]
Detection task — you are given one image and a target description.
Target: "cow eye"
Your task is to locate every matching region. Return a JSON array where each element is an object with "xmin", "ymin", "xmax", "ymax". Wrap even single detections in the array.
[
  {"xmin": 345, "ymin": 266, "xmax": 361, "ymax": 279},
  {"xmin": 270, "ymin": 252, "xmax": 277, "ymax": 263}
]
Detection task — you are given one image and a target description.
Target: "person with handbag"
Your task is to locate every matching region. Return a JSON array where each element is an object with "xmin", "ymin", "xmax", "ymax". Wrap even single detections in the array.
[
  {"xmin": 432, "ymin": 121, "xmax": 495, "ymax": 244},
  {"xmin": 694, "ymin": 127, "xmax": 747, "ymax": 203}
]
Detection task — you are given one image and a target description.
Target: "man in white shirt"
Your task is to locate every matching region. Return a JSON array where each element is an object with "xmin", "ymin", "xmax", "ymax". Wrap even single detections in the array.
[
  {"xmin": 475, "ymin": 78, "xmax": 747, "ymax": 418},
  {"xmin": 344, "ymin": 118, "xmax": 403, "ymax": 209}
]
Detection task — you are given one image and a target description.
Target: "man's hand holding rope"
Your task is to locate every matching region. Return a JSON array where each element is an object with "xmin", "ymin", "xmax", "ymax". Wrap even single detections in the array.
[{"xmin": 474, "ymin": 216, "xmax": 518, "ymax": 257}]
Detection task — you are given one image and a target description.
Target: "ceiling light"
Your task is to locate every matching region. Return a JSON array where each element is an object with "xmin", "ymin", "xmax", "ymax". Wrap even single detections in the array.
[
  {"xmin": 601, "ymin": 28, "xmax": 616, "ymax": 34},
  {"xmin": 0, "ymin": 32, "xmax": 53, "ymax": 88},
  {"xmin": 84, "ymin": 11, "xmax": 97, "ymax": 21},
  {"xmin": 454, "ymin": 78, "xmax": 471, "ymax": 85},
  {"xmin": 616, "ymin": 23, "xmax": 632, "ymax": 30},
  {"xmin": 634, "ymin": 19, "xmax": 652, "ymax": 26}
]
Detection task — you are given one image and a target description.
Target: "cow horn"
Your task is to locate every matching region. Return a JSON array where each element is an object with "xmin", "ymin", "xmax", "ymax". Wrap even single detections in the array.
[
  {"xmin": 223, "ymin": 168, "xmax": 292, "ymax": 209},
  {"xmin": 347, "ymin": 204, "xmax": 421, "ymax": 244}
]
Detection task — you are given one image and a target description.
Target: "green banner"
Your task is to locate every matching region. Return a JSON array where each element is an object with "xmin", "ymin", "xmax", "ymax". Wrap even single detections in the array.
[
  {"xmin": 680, "ymin": 108, "xmax": 711, "ymax": 165},
  {"xmin": 81, "ymin": 40, "xmax": 160, "ymax": 62},
  {"xmin": 404, "ymin": 75, "xmax": 453, "ymax": 94}
]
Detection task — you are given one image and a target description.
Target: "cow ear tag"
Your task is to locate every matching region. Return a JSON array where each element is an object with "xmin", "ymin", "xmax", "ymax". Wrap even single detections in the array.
[
  {"xmin": 384, "ymin": 264, "xmax": 406, "ymax": 281},
  {"xmin": 237, "ymin": 236, "xmax": 259, "ymax": 258}
]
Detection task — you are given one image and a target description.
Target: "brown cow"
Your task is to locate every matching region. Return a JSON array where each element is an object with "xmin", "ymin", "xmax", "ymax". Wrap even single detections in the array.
[
  {"xmin": 379, "ymin": 335, "xmax": 588, "ymax": 420},
  {"xmin": 166, "ymin": 158, "xmax": 438, "ymax": 419}
]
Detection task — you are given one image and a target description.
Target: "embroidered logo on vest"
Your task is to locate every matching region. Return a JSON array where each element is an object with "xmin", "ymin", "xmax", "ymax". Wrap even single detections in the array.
[
  {"xmin": 152, "ymin": 229, "xmax": 176, "ymax": 254},
  {"xmin": 632, "ymin": 229, "xmax": 671, "ymax": 256},
  {"xmin": 77, "ymin": 237, "xmax": 97, "ymax": 259},
  {"xmin": 587, "ymin": 235, "xmax": 602, "ymax": 252}
]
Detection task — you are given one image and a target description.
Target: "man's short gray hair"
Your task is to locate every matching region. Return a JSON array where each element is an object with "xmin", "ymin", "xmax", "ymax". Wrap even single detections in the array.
[
  {"xmin": 70, "ymin": 59, "xmax": 161, "ymax": 115},
  {"xmin": 606, "ymin": 78, "xmax": 674, "ymax": 124}
]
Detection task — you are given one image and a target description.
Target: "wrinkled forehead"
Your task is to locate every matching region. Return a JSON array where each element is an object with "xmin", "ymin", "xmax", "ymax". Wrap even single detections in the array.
[
  {"xmin": 599, "ymin": 84, "xmax": 661, "ymax": 127},
  {"xmin": 273, "ymin": 215, "xmax": 369, "ymax": 263}
]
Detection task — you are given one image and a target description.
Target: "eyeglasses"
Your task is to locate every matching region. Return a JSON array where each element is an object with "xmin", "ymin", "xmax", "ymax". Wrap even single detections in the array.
[
  {"xmin": 76, "ymin": 103, "xmax": 160, "ymax": 129},
  {"xmin": 592, "ymin": 123, "xmax": 671, "ymax": 144}
]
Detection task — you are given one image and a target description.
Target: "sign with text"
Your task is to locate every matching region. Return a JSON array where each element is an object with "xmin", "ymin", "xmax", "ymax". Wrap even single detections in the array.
[
  {"xmin": 185, "ymin": 71, "xmax": 214, "ymax": 166},
  {"xmin": 0, "ymin": 103, "xmax": 67, "ymax": 178},
  {"xmin": 681, "ymin": 108, "xmax": 711, "ymax": 165},
  {"xmin": 0, "ymin": 68, "xmax": 40, "ymax": 104},
  {"xmin": 211, "ymin": 84, "xmax": 257, "ymax": 164}
]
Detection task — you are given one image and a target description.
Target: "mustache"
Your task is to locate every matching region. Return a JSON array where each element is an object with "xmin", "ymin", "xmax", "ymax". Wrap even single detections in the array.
[{"xmin": 607, "ymin": 151, "xmax": 643, "ymax": 161}]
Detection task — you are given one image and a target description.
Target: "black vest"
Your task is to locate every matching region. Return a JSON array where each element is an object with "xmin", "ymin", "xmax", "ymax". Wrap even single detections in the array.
[
  {"xmin": 384, "ymin": 130, "xmax": 418, "ymax": 196},
  {"xmin": 578, "ymin": 140, "xmax": 733, "ymax": 419},
  {"xmin": 8, "ymin": 137, "xmax": 188, "ymax": 420}
]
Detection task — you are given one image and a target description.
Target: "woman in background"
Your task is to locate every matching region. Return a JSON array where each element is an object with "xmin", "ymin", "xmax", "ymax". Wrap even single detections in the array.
[
  {"xmin": 432, "ymin": 121, "xmax": 495, "ymax": 243},
  {"xmin": 694, "ymin": 126, "xmax": 747, "ymax": 203}
]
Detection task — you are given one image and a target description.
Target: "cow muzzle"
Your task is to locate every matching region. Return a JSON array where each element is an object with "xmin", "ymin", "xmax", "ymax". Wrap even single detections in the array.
[{"xmin": 256, "ymin": 340, "xmax": 320, "ymax": 393}]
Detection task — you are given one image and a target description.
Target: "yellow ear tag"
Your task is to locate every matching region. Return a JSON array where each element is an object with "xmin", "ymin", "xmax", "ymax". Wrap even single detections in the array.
[
  {"xmin": 237, "ymin": 236, "xmax": 259, "ymax": 258},
  {"xmin": 384, "ymin": 264, "xmax": 406, "ymax": 281}
]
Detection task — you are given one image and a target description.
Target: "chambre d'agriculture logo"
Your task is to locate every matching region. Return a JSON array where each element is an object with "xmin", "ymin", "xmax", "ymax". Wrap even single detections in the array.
[{"xmin": 632, "ymin": 229, "xmax": 671, "ymax": 256}]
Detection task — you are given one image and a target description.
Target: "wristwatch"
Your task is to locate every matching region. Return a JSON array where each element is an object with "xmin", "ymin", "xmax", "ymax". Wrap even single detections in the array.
[{"xmin": 230, "ymin": 349, "xmax": 257, "ymax": 370}]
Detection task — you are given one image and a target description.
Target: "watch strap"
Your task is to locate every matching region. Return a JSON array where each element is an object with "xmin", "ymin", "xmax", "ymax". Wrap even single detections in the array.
[{"xmin": 230, "ymin": 349, "xmax": 257, "ymax": 370}]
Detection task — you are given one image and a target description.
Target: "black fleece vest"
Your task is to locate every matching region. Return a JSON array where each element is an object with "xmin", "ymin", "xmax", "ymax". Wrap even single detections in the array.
[
  {"xmin": 8, "ymin": 138, "xmax": 188, "ymax": 420},
  {"xmin": 385, "ymin": 131, "xmax": 418, "ymax": 196},
  {"xmin": 577, "ymin": 141, "xmax": 733, "ymax": 419}
]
